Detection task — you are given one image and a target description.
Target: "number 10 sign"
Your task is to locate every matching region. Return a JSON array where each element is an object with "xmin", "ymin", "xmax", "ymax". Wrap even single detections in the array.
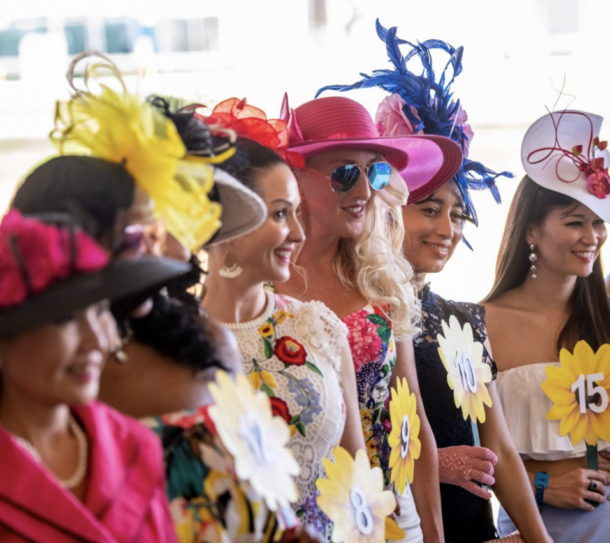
[
  {"xmin": 542, "ymin": 341, "xmax": 610, "ymax": 465},
  {"xmin": 437, "ymin": 316, "xmax": 493, "ymax": 428}
]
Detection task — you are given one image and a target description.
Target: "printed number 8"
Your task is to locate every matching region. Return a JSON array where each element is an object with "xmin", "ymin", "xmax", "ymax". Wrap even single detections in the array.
[{"xmin": 350, "ymin": 487, "xmax": 374, "ymax": 535}]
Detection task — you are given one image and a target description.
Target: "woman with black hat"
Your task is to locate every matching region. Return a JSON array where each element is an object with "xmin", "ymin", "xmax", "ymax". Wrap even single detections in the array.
[{"xmin": 0, "ymin": 210, "xmax": 187, "ymax": 542}]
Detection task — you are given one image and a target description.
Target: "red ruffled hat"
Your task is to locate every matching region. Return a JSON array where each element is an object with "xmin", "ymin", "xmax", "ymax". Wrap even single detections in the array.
[
  {"xmin": 282, "ymin": 95, "xmax": 463, "ymax": 200},
  {"xmin": 195, "ymin": 98, "xmax": 305, "ymax": 167}
]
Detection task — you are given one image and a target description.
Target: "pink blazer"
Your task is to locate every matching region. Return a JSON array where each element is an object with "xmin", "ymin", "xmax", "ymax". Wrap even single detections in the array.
[{"xmin": 0, "ymin": 401, "xmax": 177, "ymax": 543}]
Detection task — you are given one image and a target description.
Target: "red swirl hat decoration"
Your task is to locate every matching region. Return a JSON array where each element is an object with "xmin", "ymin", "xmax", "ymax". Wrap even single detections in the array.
[
  {"xmin": 196, "ymin": 98, "xmax": 304, "ymax": 168},
  {"xmin": 522, "ymin": 110, "xmax": 610, "ymax": 222}
]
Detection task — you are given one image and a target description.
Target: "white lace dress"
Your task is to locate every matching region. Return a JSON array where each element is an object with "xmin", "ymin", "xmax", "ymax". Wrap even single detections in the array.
[{"xmin": 222, "ymin": 291, "xmax": 348, "ymax": 540}]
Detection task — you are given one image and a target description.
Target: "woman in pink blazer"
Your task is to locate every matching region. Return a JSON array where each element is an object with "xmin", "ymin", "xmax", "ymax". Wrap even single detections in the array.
[{"xmin": 0, "ymin": 210, "xmax": 185, "ymax": 543}]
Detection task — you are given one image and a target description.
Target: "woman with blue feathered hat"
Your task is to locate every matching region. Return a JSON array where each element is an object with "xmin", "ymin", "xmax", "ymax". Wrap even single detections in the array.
[{"xmin": 318, "ymin": 21, "xmax": 552, "ymax": 543}]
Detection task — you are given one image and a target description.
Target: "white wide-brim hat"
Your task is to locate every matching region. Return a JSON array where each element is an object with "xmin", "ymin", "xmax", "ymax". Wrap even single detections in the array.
[
  {"xmin": 521, "ymin": 110, "xmax": 610, "ymax": 222},
  {"xmin": 205, "ymin": 168, "xmax": 267, "ymax": 247}
]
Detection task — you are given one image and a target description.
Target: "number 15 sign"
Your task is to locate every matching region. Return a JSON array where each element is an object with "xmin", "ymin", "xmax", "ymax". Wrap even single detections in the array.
[{"xmin": 542, "ymin": 341, "xmax": 610, "ymax": 455}]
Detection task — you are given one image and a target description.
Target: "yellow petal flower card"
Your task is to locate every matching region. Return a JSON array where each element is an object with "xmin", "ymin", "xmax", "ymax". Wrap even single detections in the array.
[
  {"xmin": 542, "ymin": 341, "xmax": 610, "ymax": 476},
  {"xmin": 388, "ymin": 377, "xmax": 421, "ymax": 494},
  {"xmin": 437, "ymin": 315, "xmax": 493, "ymax": 430},
  {"xmin": 316, "ymin": 447, "xmax": 405, "ymax": 543}
]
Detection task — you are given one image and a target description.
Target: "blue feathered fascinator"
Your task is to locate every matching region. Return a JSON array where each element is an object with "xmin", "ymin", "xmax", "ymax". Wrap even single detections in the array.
[{"xmin": 317, "ymin": 20, "xmax": 513, "ymax": 236}]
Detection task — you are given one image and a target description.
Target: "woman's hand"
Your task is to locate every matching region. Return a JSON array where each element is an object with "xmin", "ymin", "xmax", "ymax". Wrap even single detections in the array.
[
  {"xmin": 598, "ymin": 450, "xmax": 610, "ymax": 478},
  {"xmin": 438, "ymin": 445, "xmax": 498, "ymax": 500},
  {"xmin": 545, "ymin": 468, "xmax": 607, "ymax": 511}
]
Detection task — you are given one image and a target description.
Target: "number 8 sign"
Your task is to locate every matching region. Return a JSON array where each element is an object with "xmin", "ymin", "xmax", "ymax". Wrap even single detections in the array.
[{"xmin": 542, "ymin": 341, "xmax": 610, "ymax": 447}]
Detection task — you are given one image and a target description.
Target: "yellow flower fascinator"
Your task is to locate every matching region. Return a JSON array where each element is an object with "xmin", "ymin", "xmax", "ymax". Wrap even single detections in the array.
[{"xmin": 51, "ymin": 52, "xmax": 228, "ymax": 251}]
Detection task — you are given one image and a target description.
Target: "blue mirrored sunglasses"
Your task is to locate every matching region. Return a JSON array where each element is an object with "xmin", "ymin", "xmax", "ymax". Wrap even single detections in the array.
[{"xmin": 329, "ymin": 162, "xmax": 392, "ymax": 193}]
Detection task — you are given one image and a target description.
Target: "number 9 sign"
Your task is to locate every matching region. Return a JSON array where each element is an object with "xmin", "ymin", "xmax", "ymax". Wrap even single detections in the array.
[{"xmin": 542, "ymin": 341, "xmax": 610, "ymax": 447}]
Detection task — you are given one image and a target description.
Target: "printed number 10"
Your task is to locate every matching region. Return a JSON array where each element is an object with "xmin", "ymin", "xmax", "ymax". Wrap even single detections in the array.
[{"xmin": 571, "ymin": 373, "xmax": 609, "ymax": 414}]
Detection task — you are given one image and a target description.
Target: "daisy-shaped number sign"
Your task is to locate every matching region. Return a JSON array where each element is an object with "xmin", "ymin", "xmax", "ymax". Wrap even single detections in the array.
[
  {"xmin": 542, "ymin": 341, "xmax": 610, "ymax": 472},
  {"xmin": 388, "ymin": 377, "xmax": 421, "ymax": 495},
  {"xmin": 437, "ymin": 315, "xmax": 493, "ymax": 446},
  {"xmin": 208, "ymin": 371, "xmax": 300, "ymax": 528},
  {"xmin": 316, "ymin": 447, "xmax": 405, "ymax": 543}
]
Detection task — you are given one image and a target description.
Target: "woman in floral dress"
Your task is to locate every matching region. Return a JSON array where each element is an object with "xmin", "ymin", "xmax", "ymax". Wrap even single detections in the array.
[
  {"xmin": 276, "ymin": 94, "xmax": 463, "ymax": 542},
  {"xmin": 202, "ymin": 126, "xmax": 366, "ymax": 541}
]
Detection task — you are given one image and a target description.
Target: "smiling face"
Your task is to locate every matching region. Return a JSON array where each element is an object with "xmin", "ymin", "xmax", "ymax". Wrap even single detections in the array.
[
  {"xmin": 295, "ymin": 149, "xmax": 382, "ymax": 240},
  {"xmin": 226, "ymin": 163, "xmax": 304, "ymax": 284},
  {"xmin": 402, "ymin": 181, "xmax": 467, "ymax": 274},
  {"xmin": 527, "ymin": 202, "xmax": 607, "ymax": 279},
  {"xmin": 0, "ymin": 302, "xmax": 116, "ymax": 408}
]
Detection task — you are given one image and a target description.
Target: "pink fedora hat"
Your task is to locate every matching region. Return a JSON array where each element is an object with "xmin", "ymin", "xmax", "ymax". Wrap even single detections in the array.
[{"xmin": 285, "ymin": 95, "xmax": 463, "ymax": 199}]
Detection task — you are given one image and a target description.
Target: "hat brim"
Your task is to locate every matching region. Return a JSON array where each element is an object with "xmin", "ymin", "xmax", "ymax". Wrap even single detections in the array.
[
  {"xmin": 205, "ymin": 169, "xmax": 267, "ymax": 247},
  {"xmin": 0, "ymin": 257, "xmax": 189, "ymax": 338},
  {"xmin": 522, "ymin": 110, "xmax": 610, "ymax": 223},
  {"xmin": 289, "ymin": 134, "xmax": 462, "ymax": 201}
]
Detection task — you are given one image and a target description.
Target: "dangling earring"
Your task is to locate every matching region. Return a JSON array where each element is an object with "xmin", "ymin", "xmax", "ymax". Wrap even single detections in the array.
[
  {"xmin": 219, "ymin": 251, "xmax": 242, "ymax": 279},
  {"xmin": 112, "ymin": 322, "xmax": 133, "ymax": 364},
  {"xmin": 529, "ymin": 244, "xmax": 538, "ymax": 279}
]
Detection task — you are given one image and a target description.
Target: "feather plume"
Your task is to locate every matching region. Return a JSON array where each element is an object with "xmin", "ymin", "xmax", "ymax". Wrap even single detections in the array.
[{"xmin": 317, "ymin": 20, "xmax": 514, "ymax": 241}]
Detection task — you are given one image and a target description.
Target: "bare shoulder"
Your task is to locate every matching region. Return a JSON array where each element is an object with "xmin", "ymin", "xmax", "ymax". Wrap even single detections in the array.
[{"xmin": 482, "ymin": 289, "xmax": 556, "ymax": 370}]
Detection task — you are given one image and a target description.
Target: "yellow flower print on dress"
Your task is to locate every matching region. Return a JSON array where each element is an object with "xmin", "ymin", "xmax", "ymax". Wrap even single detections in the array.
[
  {"xmin": 437, "ymin": 315, "xmax": 493, "ymax": 423},
  {"xmin": 258, "ymin": 323, "xmax": 275, "ymax": 338},
  {"xmin": 316, "ymin": 447, "xmax": 405, "ymax": 543},
  {"xmin": 542, "ymin": 341, "xmax": 610, "ymax": 446},
  {"xmin": 208, "ymin": 371, "xmax": 300, "ymax": 512},
  {"xmin": 273, "ymin": 310, "xmax": 293, "ymax": 326},
  {"xmin": 388, "ymin": 378, "xmax": 421, "ymax": 495}
]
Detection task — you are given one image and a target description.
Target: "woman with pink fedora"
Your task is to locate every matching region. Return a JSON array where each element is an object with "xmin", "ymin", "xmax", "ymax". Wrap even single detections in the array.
[
  {"xmin": 484, "ymin": 109, "xmax": 610, "ymax": 543},
  {"xmin": 277, "ymin": 93, "xmax": 462, "ymax": 542}
]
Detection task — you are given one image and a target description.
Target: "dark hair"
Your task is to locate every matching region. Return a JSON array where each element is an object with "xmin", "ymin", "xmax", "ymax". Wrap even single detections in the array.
[
  {"xmin": 129, "ymin": 292, "xmax": 224, "ymax": 371},
  {"xmin": 485, "ymin": 176, "xmax": 610, "ymax": 351},
  {"xmin": 12, "ymin": 156, "xmax": 135, "ymax": 240},
  {"xmin": 215, "ymin": 137, "xmax": 287, "ymax": 194}
]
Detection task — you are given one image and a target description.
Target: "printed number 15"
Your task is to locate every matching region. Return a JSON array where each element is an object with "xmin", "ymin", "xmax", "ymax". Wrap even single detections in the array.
[{"xmin": 571, "ymin": 373, "xmax": 609, "ymax": 414}]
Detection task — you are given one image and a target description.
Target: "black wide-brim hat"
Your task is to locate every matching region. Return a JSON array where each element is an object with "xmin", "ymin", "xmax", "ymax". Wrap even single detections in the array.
[{"xmin": 0, "ymin": 257, "xmax": 189, "ymax": 338}]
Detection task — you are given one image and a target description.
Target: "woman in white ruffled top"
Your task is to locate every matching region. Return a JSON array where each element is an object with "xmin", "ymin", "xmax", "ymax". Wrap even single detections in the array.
[
  {"xmin": 203, "ymin": 136, "xmax": 365, "ymax": 542},
  {"xmin": 483, "ymin": 111, "xmax": 610, "ymax": 543}
]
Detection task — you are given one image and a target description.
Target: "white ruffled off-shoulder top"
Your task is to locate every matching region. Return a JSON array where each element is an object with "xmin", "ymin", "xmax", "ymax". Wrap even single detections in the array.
[{"xmin": 497, "ymin": 363, "xmax": 610, "ymax": 461}]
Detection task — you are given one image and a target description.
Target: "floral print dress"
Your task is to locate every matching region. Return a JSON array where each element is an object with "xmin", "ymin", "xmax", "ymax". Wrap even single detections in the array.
[
  {"xmin": 223, "ymin": 291, "xmax": 349, "ymax": 541},
  {"xmin": 342, "ymin": 305, "xmax": 395, "ymax": 480},
  {"xmin": 142, "ymin": 405, "xmax": 278, "ymax": 543}
]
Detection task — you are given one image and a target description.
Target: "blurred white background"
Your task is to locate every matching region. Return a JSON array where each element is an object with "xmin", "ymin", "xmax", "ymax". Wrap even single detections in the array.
[{"xmin": 1, "ymin": 0, "xmax": 609, "ymax": 301}]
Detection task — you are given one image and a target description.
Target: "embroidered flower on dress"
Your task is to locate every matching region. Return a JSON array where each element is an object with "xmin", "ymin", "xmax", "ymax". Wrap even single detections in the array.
[
  {"xmin": 270, "ymin": 397, "xmax": 292, "ymax": 425},
  {"xmin": 274, "ymin": 336, "xmax": 308, "ymax": 366},
  {"xmin": 258, "ymin": 323, "xmax": 275, "ymax": 338}
]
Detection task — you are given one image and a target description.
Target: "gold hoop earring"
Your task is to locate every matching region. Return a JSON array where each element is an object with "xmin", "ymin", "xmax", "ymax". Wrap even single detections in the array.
[{"xmin": 219, "ymin": 251, "xmax": 242, "ymax": 279}]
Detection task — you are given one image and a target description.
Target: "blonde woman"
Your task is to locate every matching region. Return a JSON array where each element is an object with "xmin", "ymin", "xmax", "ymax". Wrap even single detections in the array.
[{"xmin": 277, "ymin": 95, "xmax": 462, "ymax": 543}]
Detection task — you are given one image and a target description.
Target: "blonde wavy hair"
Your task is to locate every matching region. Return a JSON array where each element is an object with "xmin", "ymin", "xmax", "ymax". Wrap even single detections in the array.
[{"xmin": 332, "ymin": 169, "xmax": 420, "ymax": 339}]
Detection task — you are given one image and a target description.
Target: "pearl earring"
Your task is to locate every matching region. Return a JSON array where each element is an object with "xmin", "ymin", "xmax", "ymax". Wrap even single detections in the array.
[{"xmin": 529, "ymin": 244, "xmax": 538, "ymax": 279}]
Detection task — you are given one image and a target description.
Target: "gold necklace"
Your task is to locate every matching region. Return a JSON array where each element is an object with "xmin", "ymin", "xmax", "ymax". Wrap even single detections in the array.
[{"xmin": 9, "ymin": 415, "xmax": 88, "ymax": 489}]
